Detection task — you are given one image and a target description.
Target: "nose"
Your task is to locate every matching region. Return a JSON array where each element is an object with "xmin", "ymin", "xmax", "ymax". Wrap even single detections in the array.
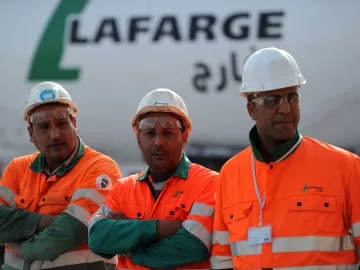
[
  {"xmin": 49, "ymin": 126, "xmax": 61, "ymax": 139},
  {"xmin": 278, "ymin": 96, "xmax": 291, "ymax": 114},
  {"xmin": 154, "ymin": 133, "xmax": 165, "ymax": 147}
]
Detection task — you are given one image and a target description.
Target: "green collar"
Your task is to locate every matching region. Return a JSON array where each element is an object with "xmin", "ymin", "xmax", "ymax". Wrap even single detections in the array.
[
  {"xmin": 137, "ymin": 153, "xmax": 191, "ymax": 180},
  {"xmin": 249, "ymin": 125, "xmax": 302, "ymax": 163},
  {"xmin": 30, "ymin": 137, "xmax": 85, "ymax": 176}
]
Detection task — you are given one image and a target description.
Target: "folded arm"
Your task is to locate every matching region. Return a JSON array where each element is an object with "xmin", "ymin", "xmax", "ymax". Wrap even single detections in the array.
[
  {"xmin": 131, "ymin": 177, "xmax": 217, "ymax": 268},
  {"xmin": 88, "ymin": 204, "xmax": 158, "ymax": 258}
]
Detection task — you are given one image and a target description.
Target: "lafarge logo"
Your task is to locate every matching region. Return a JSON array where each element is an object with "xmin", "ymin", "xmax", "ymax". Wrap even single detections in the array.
[
  {"xmin": 28, "ymin": 0, "xmax": 285, "ymax": 89},
  {"xmin": 28, "ymin": 0, "xmax": 88, "ymax": 81}
]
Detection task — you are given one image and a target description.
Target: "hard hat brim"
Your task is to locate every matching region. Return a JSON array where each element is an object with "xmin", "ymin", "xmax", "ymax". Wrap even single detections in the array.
[{"xmin": 239, "ymin": 76, "xmax": 306, "ymax": 97}]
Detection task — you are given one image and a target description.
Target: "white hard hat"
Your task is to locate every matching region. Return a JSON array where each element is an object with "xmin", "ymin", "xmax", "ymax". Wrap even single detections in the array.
[
  {"xmin": 24, "ymin": 81, "xmax": 78, "ymax": 123},
  {"xmin": 132, "ymin": 88, "xmax": 192, "ymax": 133},
  {"xmin": 239, "ymin": 47, "xmax": 306, "ymax": 97}
]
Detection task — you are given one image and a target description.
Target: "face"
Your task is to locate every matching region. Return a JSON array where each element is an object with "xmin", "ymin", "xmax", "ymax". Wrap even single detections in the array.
[
  {"xmin": 137, "ymin": 112, "xmax": 188, "ymax": 174},
  {"xmin": 246, "ymin": 86, "xmax": 300, "ymax": 141},
  {"xmin": 28, "ymin": 104, "xmax": 78, "ymax": 165}
]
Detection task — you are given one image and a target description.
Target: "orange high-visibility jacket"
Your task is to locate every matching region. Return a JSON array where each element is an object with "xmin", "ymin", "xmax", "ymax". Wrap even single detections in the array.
[
  {"xmin": 212, "ymin": 136, "xmax": 360, "ymax": 269},
  {"xmin": 0, "ymin": 141, "xmax": 122, "ymax": 269},
  {"xmin": 90, "ymin": 155, "xmax": 217, "ymax": 270}
]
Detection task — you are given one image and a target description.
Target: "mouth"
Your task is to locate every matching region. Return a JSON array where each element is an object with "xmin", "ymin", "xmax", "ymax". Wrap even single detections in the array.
[
  {"xmin": 153, "ymin": 152, "xmax": 168, "ymax": 158},
  {"xmin": 49, "ymin": 143, "xmax": 66, "ymax": 149},
  {"xmin": 275, "ymin": 121, "xmax": 294, "ymax": 130},
  {"xmin": 275, "ymin": 120, "xmax": 293, "ymax": 124}
]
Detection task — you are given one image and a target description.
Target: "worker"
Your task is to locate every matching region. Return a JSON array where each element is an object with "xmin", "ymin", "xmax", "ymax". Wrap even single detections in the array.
[
  {"xmin": 88, "ymin": 88, "xmax": 218, "ymax": 269},
  {"xmin": 211, "ymin": 47, "xmax": 360, "ymax": 269},
  {"xmin": 0, "ymin": 82, "xmax": 122, "ymax": 270}
]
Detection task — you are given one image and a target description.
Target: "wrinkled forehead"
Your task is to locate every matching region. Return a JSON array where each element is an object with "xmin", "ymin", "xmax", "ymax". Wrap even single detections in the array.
[{"xmin": 30, "ymin": 106, "xmax": 71, "ymax": 124}]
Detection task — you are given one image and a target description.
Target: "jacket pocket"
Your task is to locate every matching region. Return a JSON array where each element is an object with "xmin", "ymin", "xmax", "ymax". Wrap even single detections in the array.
[
  {"xmin": 38, "ymin": 191, "xmax": 72, "ymax": 214},
  {"xmin": 223, "ymin": 202, "xmax": 253, "ymax": 239},
  {"xmin": 163, "ymin": 194, "xmax": 195, "ymax": 220},
  {"xmin": 15, "ymin": 194, "xmax": 33, "ymax": 209},
  {"xmin": 276, "ymin": 195, "xmax": 344, "ymax": 235},
  {"xmin": 119, "ymin": 203, "xmax": 147, "ymax": 219},
  {"xmin": 288, "ymin": 195, "xmax": 336, "ymax": 212},
  {"xmin": 223, "ymin": 202, "xmax": 253, "ymax": 223}
]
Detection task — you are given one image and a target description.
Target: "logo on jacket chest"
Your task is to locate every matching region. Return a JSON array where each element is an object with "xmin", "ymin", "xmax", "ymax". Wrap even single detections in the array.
[
  {"xmin": 302, "ymin": 184, "xmax": 323, "ymax": 192},
  {"xmin": 173, "ymin": 190, "xmax": 185, "ymax": 198}
]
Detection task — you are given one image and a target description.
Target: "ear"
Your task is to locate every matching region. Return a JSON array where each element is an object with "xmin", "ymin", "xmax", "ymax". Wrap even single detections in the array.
[
  {"xmin": 71, "ymin": 117, "xmax": 77, "ymax": 128},
  {"xmin": 136, "ymin": 132, "xmax": 142, "ymax": 150},
  {"xmin": 27, "ymin": 126, "xmax": 34, "ymax": 143},
  {"xmin": 247, "ymin": 102, "xmax": 257, "ymax": 121},
  {"xmin": 181, "ymin": 130, "xmax": 189, "ymax": 148}
]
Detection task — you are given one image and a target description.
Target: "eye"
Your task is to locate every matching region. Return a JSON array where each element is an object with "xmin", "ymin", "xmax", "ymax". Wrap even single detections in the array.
[
  {"xmin": 56, "ymin": 121, "xmax": 67, "ymax": 127},
  {"xmin": 263, "ymin": 96, "xmax": 280, "ymax": 106},
  {"xmin": 166, "ymin": 128, "xmax": 180, "ymax": 135},
  {"xmin": 145, "ymin": 131, "xmax": 156, "ymax": 136},
  {"xmin": 288, "ymin": 93, "xmax": 300, "ymax": 103}
]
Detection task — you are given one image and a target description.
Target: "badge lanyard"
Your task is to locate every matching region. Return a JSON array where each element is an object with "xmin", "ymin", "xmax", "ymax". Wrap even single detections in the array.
[
  {"xmin": 251, "ymin": 153, "xmax": 265, "ymax": 226},
  {"xmin": 248, "ymin": 153, "xmax": 272, "ymax": 246},
  {"xmin": 250, "ymin": 135, "xmax": 302, "ymax": 226}
]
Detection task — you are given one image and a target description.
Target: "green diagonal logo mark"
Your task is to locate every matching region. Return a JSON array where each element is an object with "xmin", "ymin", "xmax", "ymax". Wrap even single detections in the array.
[{"xmin": 28, "ymin": 0, "xmax": 88, "ymax": 81}]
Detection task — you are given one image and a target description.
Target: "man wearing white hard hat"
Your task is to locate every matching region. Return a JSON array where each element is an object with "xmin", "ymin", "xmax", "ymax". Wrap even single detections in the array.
[
  {"xmin": 211, "ymin": 47, "xmax": 360, "ymax": 269},
  {"xmin": 88, "ymin": 89, "xmax": 218, "ymax": 269},
  {"xmin": 0, "ymin": 82, "xmax": 122, "ymax": 270}
]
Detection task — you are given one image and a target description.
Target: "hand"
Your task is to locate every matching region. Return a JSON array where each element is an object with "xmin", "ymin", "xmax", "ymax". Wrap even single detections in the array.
[
  {"xmin": 8, "ymin": 242, "xmax": 23, "ymax": 259},
  {"xmin": 36, "ymin": 214, "xmax": 59, "ymax": 233},
  {"xmin": 106, "ymin": 211, "xmax": 129, "ymax": 220},
  {"xmin": 156, "ymin": 220, "xmax": 183, "ymax": 238}
]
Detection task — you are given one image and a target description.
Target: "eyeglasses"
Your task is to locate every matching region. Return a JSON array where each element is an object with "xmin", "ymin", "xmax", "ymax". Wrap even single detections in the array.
[
  {"xmin": 138, "ymin": 116, "xmax": 183, "ymax": 130},
  {"xmin": 251, "ymin": 92, "xmax": 300, "ymax": 109}
]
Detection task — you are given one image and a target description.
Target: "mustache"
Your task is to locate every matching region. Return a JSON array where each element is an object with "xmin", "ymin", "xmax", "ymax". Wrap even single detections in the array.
[
  {"xmin": 274, "ymin": 114, "xmax": 294, "ymax": 122},
  {"xmin": 48, "ymin": 140, "xmax": 66, "ymax": 148},
  {"xmin": 151, "ymin": 147, "xmax": 168, "ymax": 154}
]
